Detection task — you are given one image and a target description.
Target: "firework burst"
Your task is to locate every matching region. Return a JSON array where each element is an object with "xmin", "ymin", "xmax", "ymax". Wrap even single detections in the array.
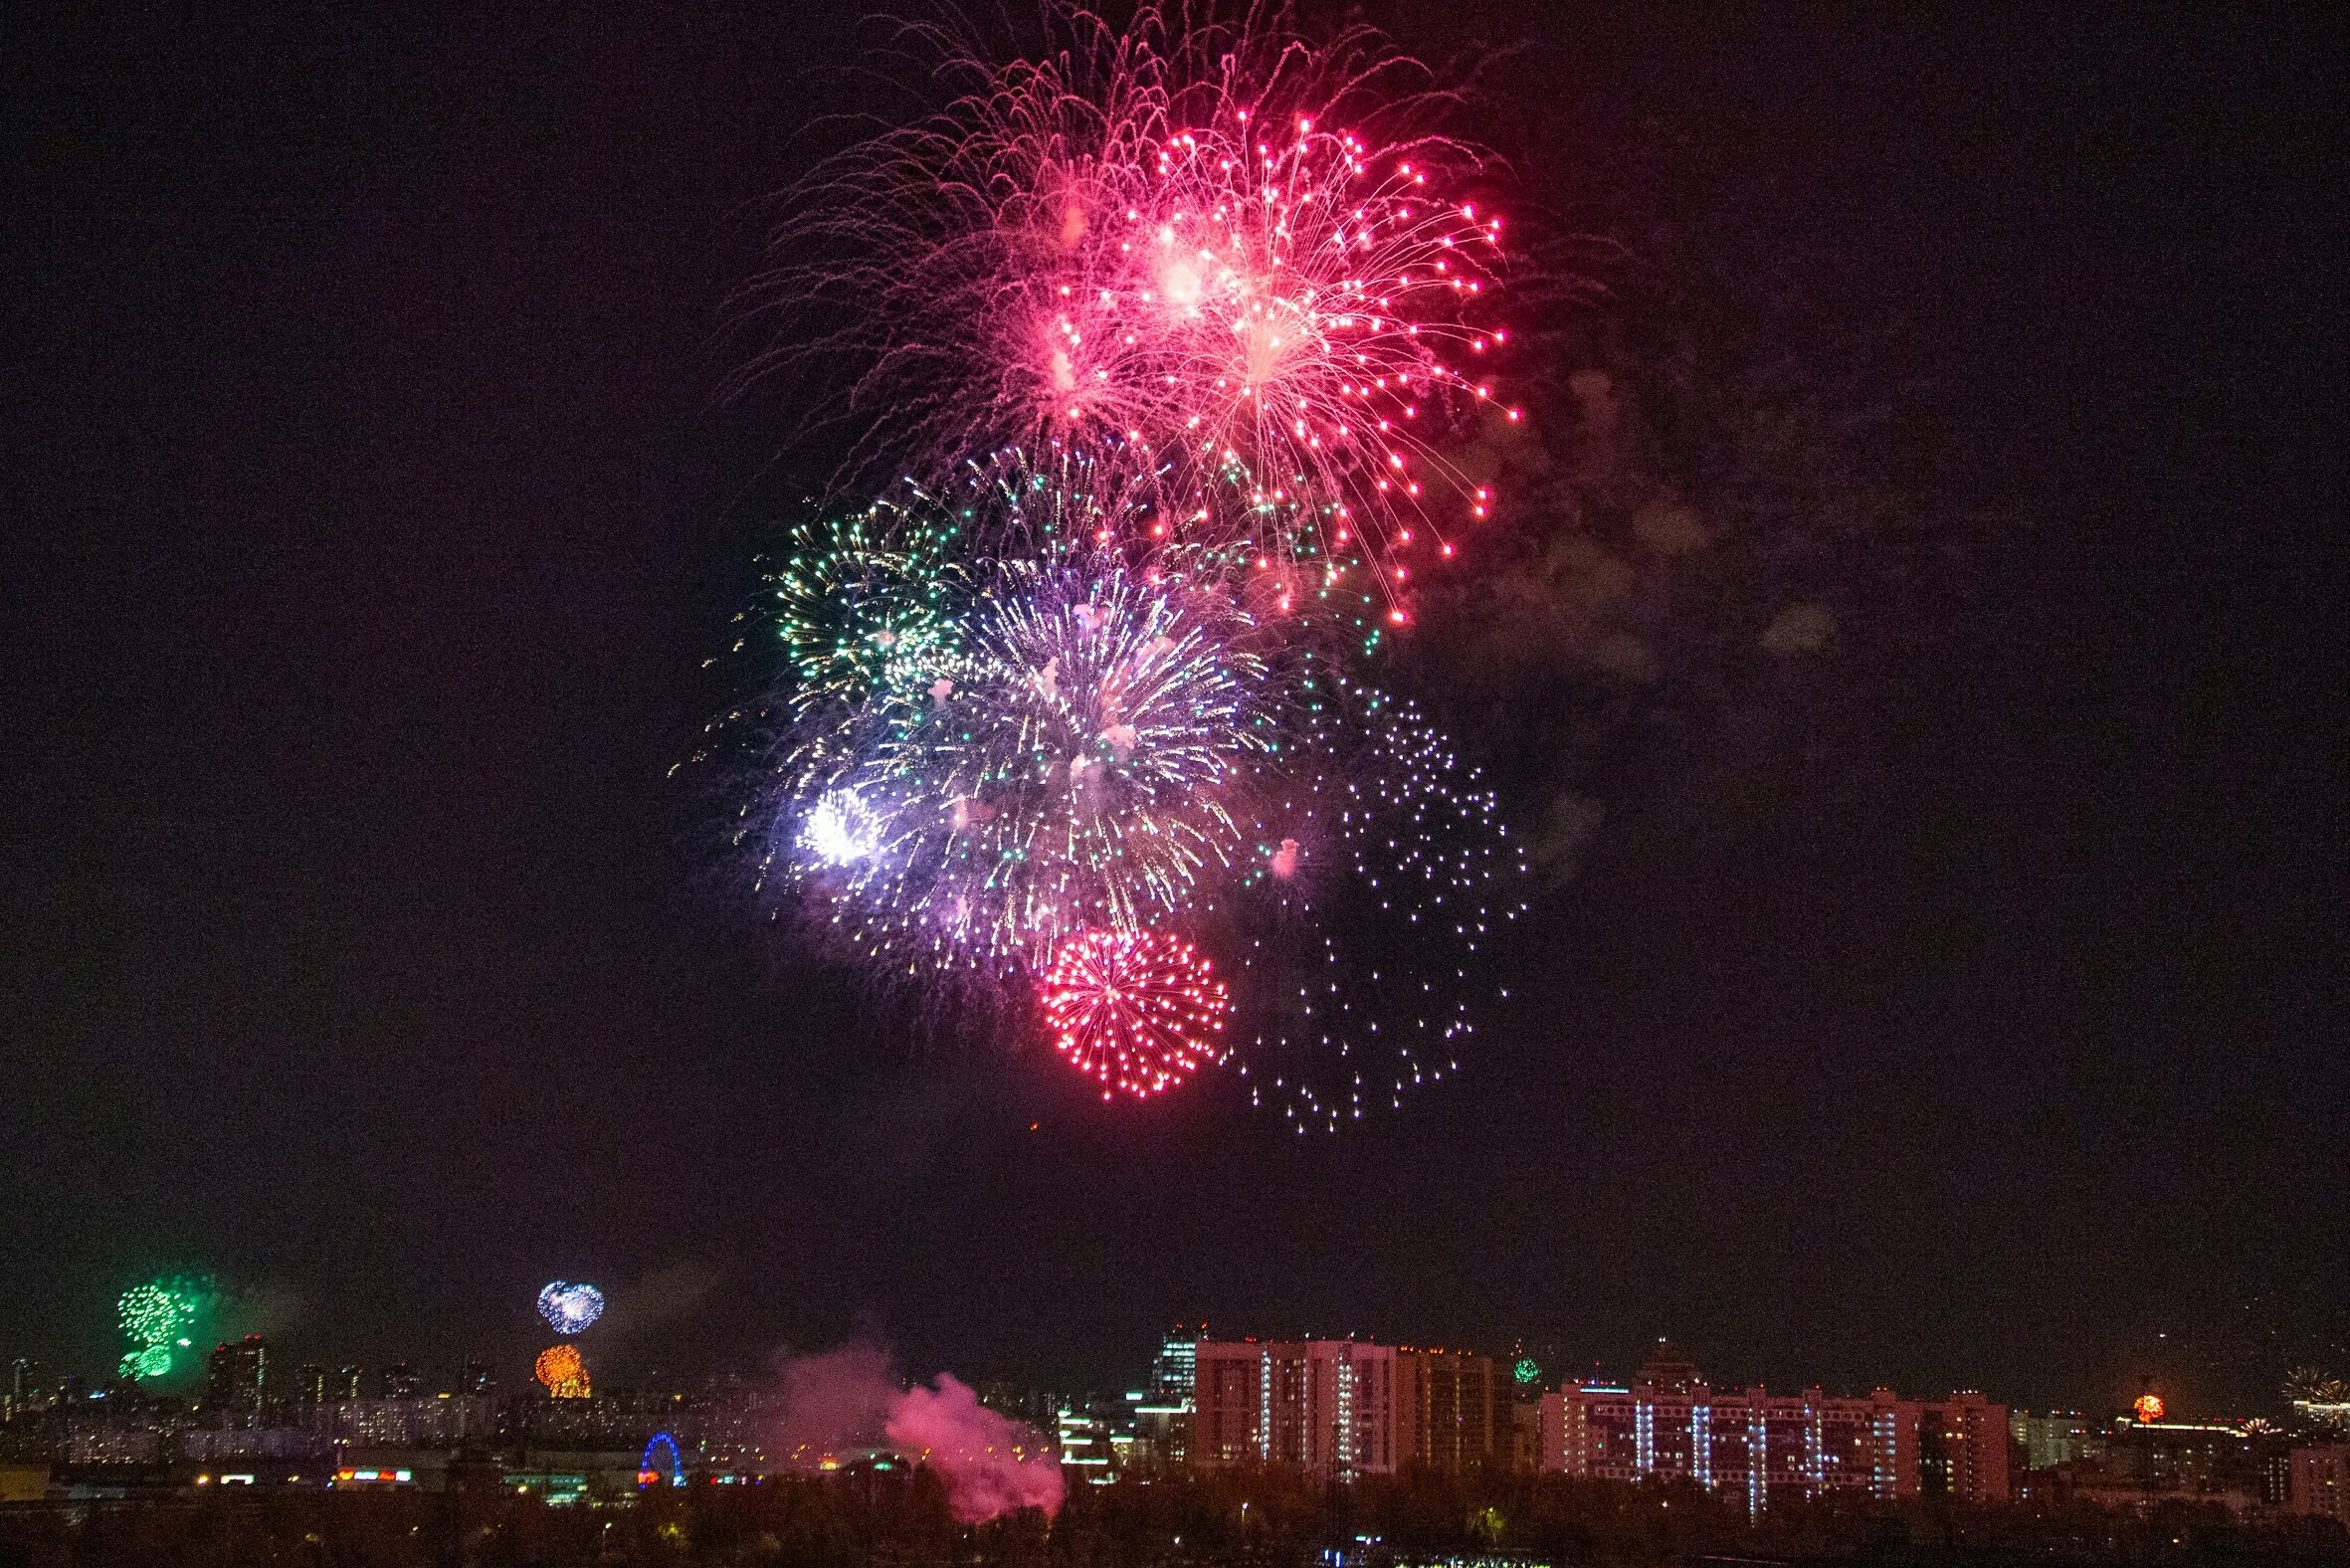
[
  {"xmin": 709, "ymin": 6, "xmax": 1532, "ymax": 1122},
  {"xmin": 745, "ymin": 3, "xmax": 1514, "ymax": 595},
  {"xmin": 798, "ymin": 557, "xmax": 1289, "ymax": 975},
  {"xmin": 768, "ymin": 501, "xmax": 970, "ymax": 722},
  {"xmin": 1222, "ymin": 675, "xmax": 1527, "ymax": 1131},
  {"xmin": 1040, "ymin": 926, "xmax": 1229, "ymax": 1098}
]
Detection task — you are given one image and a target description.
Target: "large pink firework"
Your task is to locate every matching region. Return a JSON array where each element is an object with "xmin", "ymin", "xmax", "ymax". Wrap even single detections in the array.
[{"xmin": 745, "ymin": 3, "xmax": 1515, "ymax": 605}]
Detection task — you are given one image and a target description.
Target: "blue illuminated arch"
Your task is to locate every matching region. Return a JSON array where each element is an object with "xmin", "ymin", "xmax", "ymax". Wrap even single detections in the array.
[{"xmin": 640, "ymin": 1431, "xmax": 685, "ymax": 1487}]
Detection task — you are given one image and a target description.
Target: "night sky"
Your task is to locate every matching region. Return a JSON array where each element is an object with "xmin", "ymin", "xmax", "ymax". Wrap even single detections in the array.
[{"xmin": 5, "ymin": 6, "xmax": 2340, "ymax": 1413}]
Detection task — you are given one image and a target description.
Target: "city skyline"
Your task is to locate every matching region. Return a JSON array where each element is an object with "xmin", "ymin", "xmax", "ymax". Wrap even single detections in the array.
[
  {"xmin": 12, "ymin": 1326, "xmax": 2348, "ymax": 1505},
  {"xmin": 7, "ymin": 1316, "xmax": 2334, "ymax": 1439}
]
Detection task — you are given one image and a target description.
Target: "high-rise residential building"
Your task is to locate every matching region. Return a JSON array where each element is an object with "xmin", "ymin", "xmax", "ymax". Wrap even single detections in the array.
[
  {"xmin": 1510, "ymin": 1400, "xmax": 1544, "ymax": 1471},
  {"xmin": 2011, "ymin": 1410, "xmax": 2099, "ymax": 1470},
  {"xmin": 333, "ymin": 1365, "xmax": 363, "ymax": 1402},
  {"xmin": 5, "ymin": 1359, "xmax": 36, "ymax": 1422},
  {"xmin": 2095, "ymin": 1415, "xmax": 2285, "ymax": 1512},
  {"xmin": 2293, "ymin": 1392, "xmax": 2350, "ymax": 1433},
  {"xmin": 379, "ymin": 1363, "xmax": 423, "ymax": 1400},
  {"xmin": 2288, "ymin": 1445, "xmax": 2350, "ymax": 1524},
  {"xmin": 293, "ymin": 1364, "xmax": 328, "ymax": 1404},
  {"xmin": 1919, "ymin": 1393, "xmax": 2012, "ymax": 1504},
  {"xmin": 1152, "ymin": 1327, "xmax": 1200, "ymax": 1404},
  {"xmin": 1133, "ymin": 1325, "xmax": 1201, "ymax": 1470},
  {"xmin": 1197, "ymin": 1338, "xmax": 1405, "ymax": 1476},
  {"xmin": 1536, "ymin": 1343, "xmax": 2005, "ymax": 1515},
  {"xmin": 207, "ymin": 1336, "xmax": 267, "ymax": 1421},
  {"xmin": 1401, "ymin": 1348, "xmax": 1503, "ymax": 1472},
  {"xmin": 462, "ymin": 1360, "xmax": 495, "ymax": 1398},
  {"xmin": 1192, "ymin": 1338, "xmax": 1505, "ymax": 1479}
]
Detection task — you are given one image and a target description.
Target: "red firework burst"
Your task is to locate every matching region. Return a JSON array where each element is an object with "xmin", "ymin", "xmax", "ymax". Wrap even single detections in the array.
[{"xmin": 1039, "ymin": 927, "xmax": 1228, "ymax": 1099}]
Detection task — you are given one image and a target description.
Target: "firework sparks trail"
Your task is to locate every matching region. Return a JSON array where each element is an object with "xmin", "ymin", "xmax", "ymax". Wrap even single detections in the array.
[
  {"xmin": 743, "ymin": 3, "xmax": 1515, "ymax": 605},
  {"xmin": 767, "ymin": 500, "xmax": 971, "ymax": 730},
  {"xmin": 1221, "ymin": 673, "xmax": 1529, "ymax": 1131}
]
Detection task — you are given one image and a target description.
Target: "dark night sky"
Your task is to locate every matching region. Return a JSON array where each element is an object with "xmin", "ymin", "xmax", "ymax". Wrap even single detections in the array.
[{"xmin": 4, "ymin": 6, "xmax": 2341, "ymax": 1411}]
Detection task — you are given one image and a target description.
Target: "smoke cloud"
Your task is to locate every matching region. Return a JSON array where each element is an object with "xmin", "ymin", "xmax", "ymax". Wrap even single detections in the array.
[
  {"xmin": 771, "ymin": 1341, "xmax": 900, "ymax": 1466},
  {"xmin": 767, "ymin": 1343, "xmax": 1064, "ymax": 1523},
  {"xmin": 593, "ymin": 1262, "xmax": 723, "ymax": 1344},
  {"xmin": 885, "ymin": 1372, "xmax": 1066, "ymax": 1522}
]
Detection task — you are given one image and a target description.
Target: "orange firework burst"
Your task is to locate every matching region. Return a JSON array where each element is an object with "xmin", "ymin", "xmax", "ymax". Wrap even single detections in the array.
[
  {"xmin": 1039, "ymin": 927, "xmax": 1228, "ymax": 1099},
  {"xmin": 534, "ymin": 1344, "xmax": 590, "ymax": 1399}
]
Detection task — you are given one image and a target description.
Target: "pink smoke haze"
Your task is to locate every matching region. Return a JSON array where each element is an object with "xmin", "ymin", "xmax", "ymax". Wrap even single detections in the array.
[
  {"xmin": 765, "ymin": 1345, "xmax": 1062, "ymax": 1522},
  {"xmin": 884, "ymin": 1373, "xmax": 1066, "ymax": 1522},
  {"xmin": 771, "ymin": 1342, "xmax": 899, "ymax": 1467}
]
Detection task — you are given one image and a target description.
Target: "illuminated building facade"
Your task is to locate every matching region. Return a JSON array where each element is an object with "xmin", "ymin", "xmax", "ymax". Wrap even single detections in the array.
[
  {"xmin": 1537, "ymin": 1345, "xmax": 2005, "ymax": 1514},
  {"xmin": 4, "ymin": 1359, "xmax": 35, "ymax": 1423},
  {"xmin": 206, "ymin": 1336, "xmax": 267, "ymax": 1423},
  {"xmin": 1919, "ymin": 1394, "xmax": 2011, "ymax": 1503},
  {"xmin": 1196, "ymin": 1339, "xmax": 1402, "ymax": 1476},
  {"xmin": 2087, "ymin": 1415, "xmax": 2287, "ymax": 1513},
  {"xmin": 1057, "ymin": 1403, "xmax": 1113, "ymax": 1481},
  {"xmin": 2295, "ymin": 1397, "xmax": 2350, "ymax": 1433},
  {"xmin": 1153, "ymin": 1328, "xmax": 1199, "ymax": 1405},
  {"xmin": 296, "ymin": 1393, "xmax": 500, "ymax": 1446},
  {"xmin": 1400, "ymin": 1348, "xmax": 1503, "ymax": 1471},
  {"xmin": 1131, "ymin": 1325, "xmax": 1200, "ymax": 1470},
  {"xmin": 1509, "ymin": 1400, "xmax": 1543, "ymax": 1473},
  {"xmin": 1193, "ymin": 1338, "xmax": 1503, "ymax": 1478},
  {"xmin": 2288, "ymin": 1445, "xmax": 2350, "ymax": 1525},
  {"xmin": 2011, "ymin": 1409, "xmax": 2099, "ymax": 1470}
]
